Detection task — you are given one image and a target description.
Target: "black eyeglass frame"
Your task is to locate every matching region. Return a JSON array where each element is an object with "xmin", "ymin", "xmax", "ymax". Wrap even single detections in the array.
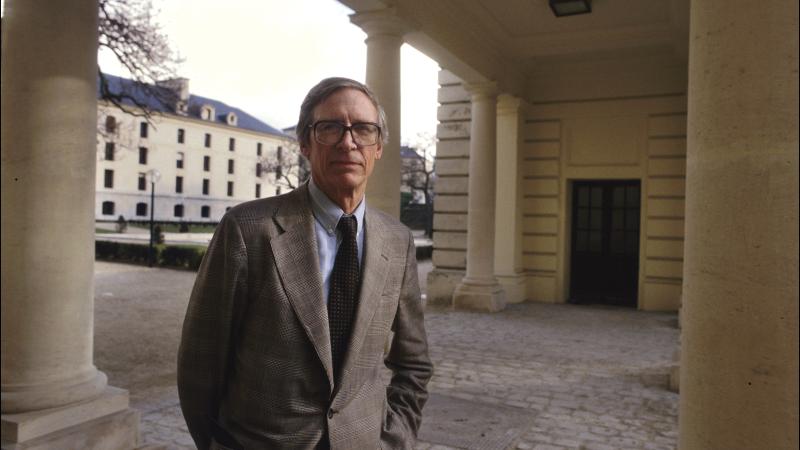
[{"xmin": 308, "ymin": 121, "xmax": 383, "ymax": 146}]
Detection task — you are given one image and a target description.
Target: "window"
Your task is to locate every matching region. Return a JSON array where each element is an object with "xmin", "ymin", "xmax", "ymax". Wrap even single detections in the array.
[
  {"xmin": 256, "ymin": 163, "xmax": 262, "ymax": 177},
  {"xmin": 138, "ymin": 173, "xmax": 146, "ymax": 191},
  {"xmin": 104, "ymin": 142, "xmax": 115, "ymax": 161},
  {"xmin": 102, "ymin": 201, "xmax": 115, "ymax": 215},
  {"xmin": 229, "ymin": 137, "xmax": 235, "ymax": 151},
  {"xmin": 174, "ymin": 204, "xmax": 184, "ymax": 218},
  {"xmin": 139, "ymin": 147, "xmax": 148, "ymax": 165},
  {"xmin": 105, "ymin": 116, "xmax": 117, "ymax": 133},
  {"xmin": 277, "ymin": 146, "xmax": 283, "ymax": 160},
  {"xmin": 177, "ymin": 128, "xmax": 185, "ymax": 144},
  {"xmin": 176, "ymin": 152, "xmax": 185, "ymax": 169},
  {"xmin": 257, "ymin": 143, "xmax": 262, "ymax": 156},
  {"xmin": 104, "ymin": 169, "xmax": 114, "ymax": 188},
  {"xmin": 201, "ymin": 205, "xmax": 211, "ymax": 218},
  {"xmin": 255, "ymin": 184, "xmax": 261, "ymax": 198},
  {"xmin": 204, "ymin": 133, "xmax": 211, "ymax": 148},
  {"xmin": 175, "ymin": 176, "xmax": 183, "ymax": 193},
  {"xmin": 227, "ymin": 181, "xmax": 234, "ymax": 197},
  {"xmin": 276, "ymin": 186, "xmax": 282, "ymax": 196},
  {"xmin": 275, "ymin": 165, "xmax": 283, "ymax": 180},
  {"xmin": 203, "ymin": 156, "xmax": 210, "ymax": 171},
  {"xmin": 136, "ymin": 202, "xmax": 148, "ymax": 216},
  {"xmin": 140, "ymin": 122, "xmax": 148, "ymax": 138},
  {"xmin": 228, "ymin": 159, "xmax": 234, "ymax": 174},
  {"xmin": 202, "ymin": 179, "xmax": 210, "ymax": 195}
]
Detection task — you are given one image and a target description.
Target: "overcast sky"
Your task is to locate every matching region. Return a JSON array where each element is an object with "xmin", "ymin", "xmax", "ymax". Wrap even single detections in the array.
[{"xmin": 95, "ymin": 0, "xmax": 440, "ymax": 147}]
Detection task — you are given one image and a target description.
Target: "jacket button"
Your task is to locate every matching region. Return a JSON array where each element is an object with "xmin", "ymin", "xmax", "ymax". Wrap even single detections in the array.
[{"xmin": 327, "ymin": 409, "xmax": 334, "ymax": 419}]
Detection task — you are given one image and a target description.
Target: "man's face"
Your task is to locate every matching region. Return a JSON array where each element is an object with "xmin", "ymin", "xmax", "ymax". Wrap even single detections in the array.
[{"xmin": 301, "ymin": 88, "xmax": 383, "ymax": 199}]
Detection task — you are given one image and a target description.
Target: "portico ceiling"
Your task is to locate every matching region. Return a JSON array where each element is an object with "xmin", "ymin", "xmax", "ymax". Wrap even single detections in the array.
[{"xmin": 340, "ymin": 0, "xmax": 689, "ymax": 97}]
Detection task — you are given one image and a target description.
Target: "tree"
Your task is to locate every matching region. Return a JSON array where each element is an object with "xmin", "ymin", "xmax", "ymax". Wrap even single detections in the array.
[
  {"xmin": 257, "ymin": 139, "xmax": 310, "ymax": 193},
  {"xmin": 402, "ymin": 132, "xmax": 436, "ymax": 207},
  {"xmin": 97, "ymin": 0, "xmax": 182, "ymax": 120},
  {"xmin": 401, "ymin": 132, "xmax": 437, "ymax": 237}
]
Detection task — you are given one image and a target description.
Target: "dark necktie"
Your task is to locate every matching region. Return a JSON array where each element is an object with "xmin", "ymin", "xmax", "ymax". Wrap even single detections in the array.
[{"xmin": 328, "ymin": 215, "xmax": 360, "ymax": 382}]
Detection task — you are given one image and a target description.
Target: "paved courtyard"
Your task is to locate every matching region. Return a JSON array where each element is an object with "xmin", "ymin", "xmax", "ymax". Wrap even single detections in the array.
[{"xmin": 94, "ymin": 260, "xmax": 679, "ymax": 450}]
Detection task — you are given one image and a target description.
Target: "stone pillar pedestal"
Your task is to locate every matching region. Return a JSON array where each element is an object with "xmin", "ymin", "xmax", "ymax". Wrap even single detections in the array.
[
  {"xmin": 1, "ymin": 0, "xmax": 138, "ymax": 447},
  {"xmin": 453, "ymin": 83, "xmax": 506, "ymax": 312},
  {"xmin": 351, "ymin": 9, "xmax": 412, "ymax": 218},
  {"xmin": 494, "ymin": 94, "xmax": 527, "ymax": 303},
  {"xmin": 679, "ymin": 1, "xmax": 798, "ymax": 448}
]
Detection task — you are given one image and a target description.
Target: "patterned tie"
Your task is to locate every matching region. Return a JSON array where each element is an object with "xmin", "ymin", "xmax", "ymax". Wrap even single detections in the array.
[{"xmin": 328, "ymin": 215, "xmax": 360, "ymax": 382}]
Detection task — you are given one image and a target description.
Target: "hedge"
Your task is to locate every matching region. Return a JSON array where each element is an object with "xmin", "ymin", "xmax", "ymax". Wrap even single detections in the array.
[{"xmin": 95, "ymin": 241, "xmax": 206, "ymax": 270}]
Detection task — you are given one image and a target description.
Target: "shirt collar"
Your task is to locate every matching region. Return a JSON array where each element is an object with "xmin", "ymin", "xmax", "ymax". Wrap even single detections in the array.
[{"xmin": 308, "ymin": 178, "xmax": 366, "ymax": 236}]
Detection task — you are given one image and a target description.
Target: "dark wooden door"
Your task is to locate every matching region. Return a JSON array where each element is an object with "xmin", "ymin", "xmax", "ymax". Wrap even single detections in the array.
[{"xmin": 570, "ymin": 180, "xmax": 640, "ymax": 307}]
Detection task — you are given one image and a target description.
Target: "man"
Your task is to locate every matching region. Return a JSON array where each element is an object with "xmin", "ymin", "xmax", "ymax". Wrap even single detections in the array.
[{"xmin": 178, "ymin": 77, "xmax": 433, "ymax": 450}]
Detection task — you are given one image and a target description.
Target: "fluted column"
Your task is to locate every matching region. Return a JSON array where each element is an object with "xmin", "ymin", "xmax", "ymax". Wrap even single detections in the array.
[
  {"xmin": 2, "ymin": 0, "xmax": 138, "ymax": 446},
  {"xmin": 679, "ymin": 1, "xmax": 798, "ymax": 449},
  {"xmin": 452, "ymin": 83, "xmax": 506, "ymax": 312},
  {"xmin": 494, "ymin": 94, "xmax": 526, "ymax": 303},
  {"xmin": 351, "ymin": 9, "xmax": 411, "ymax": 218}
]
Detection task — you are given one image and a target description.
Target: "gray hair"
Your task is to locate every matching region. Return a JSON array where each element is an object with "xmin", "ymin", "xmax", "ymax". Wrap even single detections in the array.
[{"xmin": 296, "ymin": 77, "xmax": 389, "ymax": 147}]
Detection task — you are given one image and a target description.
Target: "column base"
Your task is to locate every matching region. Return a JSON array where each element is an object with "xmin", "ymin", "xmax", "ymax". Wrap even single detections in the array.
[
  {"xmin": 453, "ymin": 278, "xmax": 506, "ymax": 312},
  {"xmin": 496, "ymin": 272, "xmax": 527, "ymax": 304},
  {"xmin": 425, "ymin": 269, "xmax": 464, "ymax": 307},
  {"xmin": 1, "ymin": 386, "xmax": 139, "ymax": 449}
]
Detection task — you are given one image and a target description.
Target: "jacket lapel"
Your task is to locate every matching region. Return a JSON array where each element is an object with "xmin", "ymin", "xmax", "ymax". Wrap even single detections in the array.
[
  {"xmin": 270, "ymin": 184, "xmax": 334, "ymax": 391},
  {"xmin": 337, "ymin": 207, "xmax": 391, "ymax": 390}
]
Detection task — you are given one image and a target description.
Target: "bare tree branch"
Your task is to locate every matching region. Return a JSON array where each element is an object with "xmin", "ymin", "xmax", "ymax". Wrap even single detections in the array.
[
  {"xmin": 257, "ymin": 140, "xmax": 309, "ymax": 192},
  {"xmin": 97, "ymin": 0, "xmax": 183, "ymax": 121}
]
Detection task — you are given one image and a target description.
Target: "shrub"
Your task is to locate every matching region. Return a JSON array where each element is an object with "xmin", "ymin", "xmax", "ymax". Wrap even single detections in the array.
[
  {"xmin": 116, "ymin": 215, "xmax": 128, "ymax": 233},
  {"xmin": 160, "ymin": 245, "xmax": 206, "ymax": 270},
  {"xmin": 152, "ymin": 225, "xmax": 165, "ymax": 244},
  {"xmin": 95, "ymin": 241, "xmax": 158, "ymax": 265}
]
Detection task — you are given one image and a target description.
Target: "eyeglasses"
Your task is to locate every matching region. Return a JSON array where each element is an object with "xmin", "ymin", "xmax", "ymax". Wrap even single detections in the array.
[{"xmin": 310, "ymin": 121, "xmax": 382, "ymax": 146}]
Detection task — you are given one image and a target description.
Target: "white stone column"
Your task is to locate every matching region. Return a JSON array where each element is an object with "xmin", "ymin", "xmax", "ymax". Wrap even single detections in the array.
[
  {"xmin": 351, "ymin": 10, "xmax": 411, "ymax": 218},
  {"xmin": 494, "ymin": 94, "xmax": 526, "ymax": 303},
  {"xmin": 452, "ymin": 83, "xmax": 506, "ymax": 312},
  {"xmin": 1, "ymin": 0, "xmax": 138, "ymax": 446},
  {"xmin": 679, "ymin": 0, "xmax": 798, "ymax": 449}
]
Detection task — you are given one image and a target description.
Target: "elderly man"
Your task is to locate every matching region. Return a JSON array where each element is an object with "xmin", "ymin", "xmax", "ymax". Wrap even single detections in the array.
[{"xmin": 178, "ymin": 77, "xmax": 433, "ymax": 450}]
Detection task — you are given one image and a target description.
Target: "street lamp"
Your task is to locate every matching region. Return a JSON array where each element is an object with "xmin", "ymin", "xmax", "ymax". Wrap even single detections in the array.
[{"xmin": 147, "ymin": 169, "xmax": 161, "ymax": 267}]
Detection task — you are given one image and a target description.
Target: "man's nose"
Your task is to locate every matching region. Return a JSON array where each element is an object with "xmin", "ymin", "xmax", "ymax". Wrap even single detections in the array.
[{"xmin": 336, "ymin": 128, "xmax": 358, "ymax": 151}]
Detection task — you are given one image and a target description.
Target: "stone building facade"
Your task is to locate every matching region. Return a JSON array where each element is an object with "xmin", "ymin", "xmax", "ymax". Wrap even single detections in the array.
[
  {"xmin": 95, "ymin": 75, "xmax": 293, "ymax": 224},
  {"xmin": 429, "ymin": 70, "xmax": 689, "ymax": 311}
]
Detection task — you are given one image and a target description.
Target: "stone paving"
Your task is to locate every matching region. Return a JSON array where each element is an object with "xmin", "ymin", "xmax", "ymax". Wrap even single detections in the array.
[{"xmin": 94, "ymin": 261, "xmax": 679, "ymax": 450}]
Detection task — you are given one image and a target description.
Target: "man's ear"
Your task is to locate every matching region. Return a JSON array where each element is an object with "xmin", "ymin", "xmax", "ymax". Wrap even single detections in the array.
[
  {"xmin": 300, "ymin": 144, "xmax": 310, "ymax": 158},
  {"xmin": 374, "ymin": 142, "xmax": 383, "ymax": 160}
]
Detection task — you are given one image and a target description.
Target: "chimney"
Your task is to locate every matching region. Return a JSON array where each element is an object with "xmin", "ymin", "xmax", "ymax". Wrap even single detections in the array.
[{"xmin": 157, "ymin": 77, "xmax": 190, "ymax": 115}]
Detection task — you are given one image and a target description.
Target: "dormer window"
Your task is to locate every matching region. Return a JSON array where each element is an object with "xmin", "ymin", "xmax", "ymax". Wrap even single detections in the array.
[
  {"xmin": 226, "ymin": 112, "xmax": 238, "ymax": 126},
  {"xmin": 176, "ymin": 101, "xmax": 188, "ymax": 115},
  {"xmin": 200, "ymin": 104, "xmax": 215, "ymax": 121}
]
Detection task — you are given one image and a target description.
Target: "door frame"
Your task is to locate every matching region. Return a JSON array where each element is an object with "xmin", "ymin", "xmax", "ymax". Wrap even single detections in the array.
[{"xmin": 563, "ymin": 178, "xmax": 644, "ymax": 308}]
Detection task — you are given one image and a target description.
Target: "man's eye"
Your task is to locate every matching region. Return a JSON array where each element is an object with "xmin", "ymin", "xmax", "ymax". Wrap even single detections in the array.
[
  {"xmin": 318, "ymin": 123, "xmax": 342, "ymax": 133},
  {"xmin": 353, "ymin": 124, "xmax": 376, "ymax": 135}
]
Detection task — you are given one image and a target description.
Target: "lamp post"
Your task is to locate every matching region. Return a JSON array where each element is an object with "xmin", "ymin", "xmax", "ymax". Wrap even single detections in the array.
[{"xmin": 147, "ymin": 169, "xmax": 161, "ymax": 267}]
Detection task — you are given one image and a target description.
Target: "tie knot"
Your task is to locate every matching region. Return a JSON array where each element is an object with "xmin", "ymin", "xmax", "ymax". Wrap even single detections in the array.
[{"xmin": 337, "ymin": 215, "xmax": 357, "ymax": 238}]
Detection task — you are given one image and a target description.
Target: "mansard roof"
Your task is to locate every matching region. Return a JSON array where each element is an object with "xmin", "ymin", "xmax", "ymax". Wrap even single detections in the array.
[{"xmin": 98, "ymin": 73, "xmax": 288, "ymax": 138}]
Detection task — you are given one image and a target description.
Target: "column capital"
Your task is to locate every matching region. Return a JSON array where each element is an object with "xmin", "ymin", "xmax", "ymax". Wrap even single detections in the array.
[
  {"xmin": 496, "ymin": 94, "xmax": 525, "ymax": 116},
  {"xmin": 350, "ymin": 8, "xmax": 415, "ymax": 38},
  {"xmin": 463, "ymin": 81, "xmax": 499, "ymax": 99}
]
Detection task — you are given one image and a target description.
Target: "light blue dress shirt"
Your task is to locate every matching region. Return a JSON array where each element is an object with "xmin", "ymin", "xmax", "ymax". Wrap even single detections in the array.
[{"xmin": 308, "ymin": 178, "xmax": 366, "ymax": 303}]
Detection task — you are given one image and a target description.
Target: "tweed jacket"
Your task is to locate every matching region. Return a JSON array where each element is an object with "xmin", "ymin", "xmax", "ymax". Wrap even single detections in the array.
[{"xmin": 177, "ymin": 184, "xmax": 433, "ymax": 450}]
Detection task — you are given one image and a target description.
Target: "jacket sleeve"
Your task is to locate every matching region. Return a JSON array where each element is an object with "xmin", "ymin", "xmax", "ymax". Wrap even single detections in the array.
[
  {"xmin": 381, "ymin": 231, "xmax": 434, "ymax": 449},
  {"xmin": 177, "ymin": 214, "xmax": 248, "ymax": 450}
]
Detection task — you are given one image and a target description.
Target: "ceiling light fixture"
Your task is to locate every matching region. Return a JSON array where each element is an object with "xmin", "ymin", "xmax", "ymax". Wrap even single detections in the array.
[{"xmin": 549, "ymin": 0, "xmax": 592, "ymax": 17}]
